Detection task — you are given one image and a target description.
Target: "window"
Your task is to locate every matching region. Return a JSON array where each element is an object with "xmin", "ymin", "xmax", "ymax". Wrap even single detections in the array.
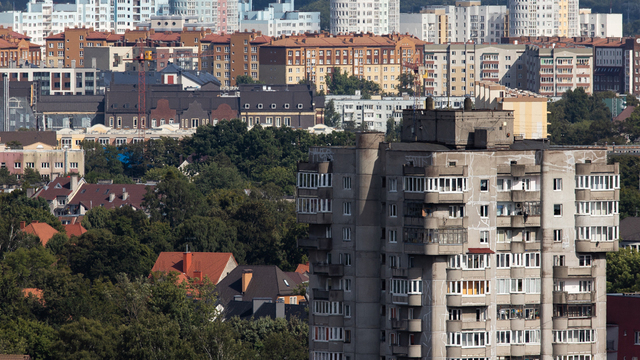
[
  {"xmin": 575, "ymin": 175, "xmax": 619, "ymax": 190},
  {"xmin": 342, "ymin": 278, "xmax": 352, "ymax": 291},
  {"xmin": 389, "ymin": 204, "xmax": 397, "ymax": 217},
  {"xmin": 342, "ymin": 253, "xmax": 352, "ymax": 266},
  {"xmin": 54, "ymin": 162, "xmax": 63, "ymax": 168},
  {"xmin": 404, "ymin": 176, "xmax": 425, "ymax": 192},
  {"xmin": 496, "ymin": 330, "xmax": 541, "ymax": 344},
  {"xmin": 554, "ymin": 255, "xmax": 566, "ymax": 266},
  {"xmin": 480, "ymin": 205, "xmax": 489, "ymax": 218},
  {"xmin": 41, "ymin": 162, "xmax": 50, "ymax": 169},
  {"xmin": 344, "ymin": 305, "xmax": 351, "ymax": 317},
  {"xmin": 553, "ymin": 329, "xmax": 594, "ymax": 343},
  {"xmin": 343, "ymin": 176, "xmax": 351, "ymax": 190},
  {"xmin": 69, "ymin": 163, "xmax": 78, "ymax": 168},
  {"xmin": 448, "ymin": 308, "xmax": 461, "ymax": 320},
  {"xmin": 480, "ymin": 179, "xmax": 488, "ymax": 191},
  {"xmin": 296, "ymin": 198, "xmax": 332, "ymax": 213},
  {"xmin": 497, "ymin": 229, "xmax": 512, "ymax": 243},
  {"xmin": 479, "ymin": 231, "xmax": 489, "ymax": 244},
  {"xmin": 553, "ymin": 229, "xmax": 562, "ymax": 242},
  {"xmin": 14, "ymin": 162, "xmax": 21, "ymax": 169},
  {"xmin": 297, "ymin": 173, "xmax": 332, "ymax": 188},
  {"xmin": 449, "ymin": 205, "xmax": 465, "ymax": 218},
  {"xmin": 25, "ymin": 162, "xmax": 34, "ymax": 168},
  {"xmin": 447, "ymin": 280, "xmax": 490, "ymax": 295},
  {"xmin": 389, "ymin": 230, "xmax": 397, "ymax": 243},
  {"xmin": 554, "ymin": 204, "xmax": 562, "ymax": 216},
  {"xmin": 553, "ymin": 178, "xmax": 562, "ymax": 190},
  {"xmin": 343, "ymin": 202, "xmax": 351, "ymax": 216},
  {"xmin": 497, "ymin": 178, "xmax": 512, "ymax": 191},
  {"xmin": 388, "ymin": 178, "xmax": 397, "ymax": 192},
  {"xmin": 525, "ymin": 252, "xmax": 541, "ymax": 268},
  {"xmin": 579, "ymin": 280, "xmax": 592, "ymax": 292},
  {"xmin": 390, "ymin": 279, "xmax": 423, "ymax": 295},
  {"xmin": 579, "ymin": 255, "xmax": 592, "ymax": 267},
  {"xmin": 342, "ymin": 227, "xmax": 351, "ymax": 241},
  {"xmin": 635, "ymin": 331, "xmax": 640, "ymax": 345},
  {"xmin": 447, "ymin": 331, "xmax": 490, "ymax": 347}
]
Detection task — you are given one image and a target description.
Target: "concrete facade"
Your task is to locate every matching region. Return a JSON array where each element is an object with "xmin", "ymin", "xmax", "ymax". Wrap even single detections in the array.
[
  {"xmin": 238, "ymin": 0, "xmax": 320, "ymax": 37},
  {"xmin": 421, "ymin": 1, "xmax": 508, "ymax": 44},
  {"xmin": 509, "ymin": 0, "xmax": 579, "ymax": 37},
  {"xmin": 329, "ymin": 0, "xmax": 399, "ymax": 35},
  {"xmin": 297, "ymin": 109, "xmax": 618, "ymax": 360},
  {"xmin": 579, "ymin": 10, "xmax": 623, "ymax": 38}
]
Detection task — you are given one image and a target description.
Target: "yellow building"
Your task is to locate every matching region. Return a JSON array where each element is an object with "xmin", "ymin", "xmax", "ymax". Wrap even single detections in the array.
[
  {"xmin": 259, "ymin": 33, "xmax": 426, "ymax": 94},
  {"xmin": 475, "ymin": 80, "xmax": 549, "ymax": 139}
]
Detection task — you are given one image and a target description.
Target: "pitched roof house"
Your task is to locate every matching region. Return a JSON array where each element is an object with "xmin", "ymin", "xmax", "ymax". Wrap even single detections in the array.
[
  {"xmin": 216, "ymin": 265, "xmax": 307, "ymax": 305},
  {"xmin": 20, "ymin": 221, "xmax": 58, "ymax": 246},
  {"xmin": 151, "ymin": 251, "xmax": 237, "ymax": 284},
  {"xmin": 63, "ymin": 223, "xmax": 87, "ymax": 238}
]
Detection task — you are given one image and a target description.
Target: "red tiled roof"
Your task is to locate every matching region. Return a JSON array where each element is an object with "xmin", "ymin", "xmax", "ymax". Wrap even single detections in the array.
[
  {"xmin": 151, "ymin": 252, "xmax": 237, "ymax": 284},
  {"xmin": 71, "ymin": 183, "xmax": 152, "ymax": 211},
  {"xmin": 21, "ymin": 221, "xmax": 58, "ymax": 246},
  {"xmin": 150, "ymin": 32, "xmax": 181, "ymax": 42},
  {"xmin": 86, "ymin": 31, "xmax": 111, "ymax": 40},
  {"xmin": 22, "ymin": 288, "xmax": 43, "ymax": 300},
  {"xmin": 286, "ymin": 271, "xmax": 309, "ymax": 284},
  {"xmin": 45, "ymin": 33, "xmax": 65, "ymax": 40},
  {"xmin": 64, "ymin": 223, "xmax": 87, "ymax": 238},
  {"xmin": 295, "ymin": 263, "xmax": 309, "ymax": 274},
  {"xmin": 201, "ymin": 34, "xmax": 231, "ymax": 43},
  {"xmin": 468, "ymin": 248, "xmax": 495, "ymax": 254}
]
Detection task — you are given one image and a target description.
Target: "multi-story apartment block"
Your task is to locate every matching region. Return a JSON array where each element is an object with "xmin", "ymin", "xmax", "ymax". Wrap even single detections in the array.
[
  {"xmin": 296, "ymin": 104, "xmax": 618, "ymax": 360},
  {"xmin": 239, "ymin": 0, "xmax": 320, "ymax": 37},
  {"xmin": 200, "ymin": 31, "xmax": 271, "ymax": 87},
  {"xmin": 422, "ymin": 43, "xmax": 526, "ymax": 97},
  {"xmin": 56, "ymin": 123, "xmax": 195, "ymax": 149},
  {"xmin": 0, "ymin": 143, "xmax": 84, "ymax": 180},
  {"xmin": 329, "ymin": 0, "xmax": 399, "ymax": 35},
  {"xmin": 523, "ymin": 43, "xmax": 593, "ymax": 96},
  {"xmin": 84, "ymin": 45, "xmax": 201, "ymax": 72},
  {"xmin": 509, "ymin": 0, "xmax": 578, "ymax": 37},
  {"xmin": 399, "ymin": 10, "xmax": 449, "ymax": 45},
  {"xmin": 0, "ymin": 65, "xmax": 100, "ymax": 95},
  {"xmin": 421, "ymin": 1, "xmax": 508, "ymax": 44},
  {"xmin": 579, "ymin": 9, "xmax": 623, "ymax": 38},
  {"xmin": 325, "ymin": 94, "xmax": 469, "ymax": 132},
  {"xmin": 259, "ymin": 33, "xmax": 425, "ymax": 93}
]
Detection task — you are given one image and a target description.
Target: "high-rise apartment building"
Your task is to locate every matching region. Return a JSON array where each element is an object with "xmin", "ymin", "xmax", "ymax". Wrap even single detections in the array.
[
  {"xmin": 579, "ymin": 9, "xmax": 623, "ymax": 38},
  {"xmin": 238, "ymin": 0, "xmax": 320, "ymax": 37},
  {"xmin": 399, "ymin": 10, "xmax": 449, "ymax": 45},
  {"xmin": 418, "ymin": 1, "xmax": 508, "ymax": 44},
  {"xmin": 523, "ymin": 44, "xmax": 593, "ymax": 96},
  {"xmin": 297, "ymin": 106, "xmax": 619, "ymax": 360},
  {"xmin": 329, "ymin": 0, "xmax": 399, "ymax": 35},
  {"xmin": 509, "ymin": 0, "xmax": 578, "ymax": 37}
]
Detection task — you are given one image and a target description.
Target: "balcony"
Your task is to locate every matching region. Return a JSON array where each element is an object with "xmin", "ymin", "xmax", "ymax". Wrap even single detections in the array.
[
  {"xmin": 496, "ymin": 215, "xmax": 541, "ymax": 228},
  {"xmin": 312, "ymin": 288, "xmax": 344, "ymax": 301},
  {"xmin": 447, "ymin": 294, "xmax": 489, "ymax": 307},
  {"xmin": 312, "ymin": 263, "xmax": 344, "ymax": 277},
  {"xmin": 297, "ymin": 212, "xmax": 332, "ymax": 224},
  {"xmin": 297, "ymin": 237, "xmax": 332, "ymax": 250},
  {"xmin": 552, "ymin": 291, "xmax": 595, "ymax": 304},
  {"xmin": 297, "ymin": 161, "xmax": 331, "ymax": 173},
  {"xmin": 510, "ymin": 190, "xmax": 541, "ymax": 202},
  {"xmin": 391, "ymin": 319, "xmax": 422, "ymax": 332},
  {"xmin": 392, "ymin": 345, "xmax": 421, "ymax": 358},
  {"xmin": 424, "ymin": 191, "xmax": 469, "ymax": 204},
  {"xmin": 575, "ymin": 189, "xmax": 619, "ymax": 201},
  {"xmin": 391, "ymin": 294, "xmax": 422, "ymax": 306},
  {"xmin": 553, "ymin": 265, "xmax": 595, "ymax": 278},
  {"xmin": 575, "ymin": 240, "xmax": 618, "ymax": 253},
  {"xmin": 404, "ymin": 228, "xmax": 466, "ymax": 256}
]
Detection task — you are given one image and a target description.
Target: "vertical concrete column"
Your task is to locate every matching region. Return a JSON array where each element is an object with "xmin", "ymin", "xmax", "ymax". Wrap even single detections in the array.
[{"xmin": 354, "ymin": 132, "xmax": 384, "ymax": 360}]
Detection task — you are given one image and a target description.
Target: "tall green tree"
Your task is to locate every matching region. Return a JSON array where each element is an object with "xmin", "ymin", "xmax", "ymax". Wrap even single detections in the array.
[
  {"xmin": 323, "ymin": 99, "xmax": 341, "ymax": 127},
  {"xmin": 325, "ymin": 67, "xmax": 381, "ymax": 98}
]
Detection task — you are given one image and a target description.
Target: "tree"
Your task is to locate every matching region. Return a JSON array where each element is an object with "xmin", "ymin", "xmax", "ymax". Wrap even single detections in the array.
[
  {"xmin": 397, "ymin": 72, "xmax": 418, "ymax": 96},
  {"xmin": 52, "ymin": 317, "xmax": 120, "ymax": 360},
  {"xmin": 607, "ymin": 248, "xmax": 640, "ymax": 293},
  {"xmin": 325, "ymin": 67, "xmax": 381, "ymax": 97},
  {"xmin": 5, "ymin": 140, "xmax": 22, "ymax": 149},
  {"xmin": 386, "ymin": 118, "xmax": 402, "ymax": 142},
  {"xmin": 627, "ymin": 93, "xmax": 640, "ymax": 107},
  {"xmin": 22, "ymin": 168, "xmax": 42, "ymax": 186},
  {"xmin": 323, "ymin": 99, "xmax": 341, "ymax": 127},
  {"xmin": 235, "ymin": 75, "xmax": 263, "ymax": 85},
  {"xmin": 0, "ymin": 167, "xmax": 18, "ymax": 186}
]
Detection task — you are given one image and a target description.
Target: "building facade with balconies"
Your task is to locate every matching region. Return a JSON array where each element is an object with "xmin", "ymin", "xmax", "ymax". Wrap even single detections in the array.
[{"xmin": 296, "ymin": 102, "xmax": 618, "ymax": 360}]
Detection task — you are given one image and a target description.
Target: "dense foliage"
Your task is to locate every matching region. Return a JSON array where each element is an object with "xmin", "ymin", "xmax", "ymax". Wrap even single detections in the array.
[
  {"xmin": 325, "ymin": 68, "xmax": 381, "ymax": 98},
  {"xmin": 607, "ymin": 248, "xmax": 640, "ymax": 293}
]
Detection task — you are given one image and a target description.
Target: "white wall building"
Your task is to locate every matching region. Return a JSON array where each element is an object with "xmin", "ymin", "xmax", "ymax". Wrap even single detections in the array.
[
  {"xmin": 509, "ymin": 0, "xmax": 579, "ymax": 37},
  {"xmin": 423, "ymin": 1, "xmax": 507, "ymax": 44},
  {"xmin": 239, "ymin": 0, "xmax": 320, "ymax": 36},
  {"xmin": 399, "ymin": 11, "xmax": 448, "ymax": 44},
  {"xmin": 330, "ymin": 0, "xmax": 399, "ymax": 35},
  {"xmin": 326, "ymin": 94, "xmax": 469, "ymax": 133},
  {"xmin": 579, "ymin": 9, "xmax": 623, "ymax": 38}
]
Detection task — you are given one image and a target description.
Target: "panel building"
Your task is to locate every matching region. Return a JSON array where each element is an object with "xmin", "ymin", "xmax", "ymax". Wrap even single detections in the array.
[
  {"xmin": 296, "ymin": 104, "xmax": 618, "ymax": 360},
  {"xmin": 329, "ymin": 0, "xmax": 398, "ymax": 35}
]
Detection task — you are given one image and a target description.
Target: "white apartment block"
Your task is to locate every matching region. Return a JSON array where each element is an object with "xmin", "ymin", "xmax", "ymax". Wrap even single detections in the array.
[
  {"xmin": 422, "ymin": 43, "xmax": 527, "ymax": 97},
  {"xmin": 166, "ymin": 0, "xmax": 237, "ymax": 33},
  {"xmin": 330, "ymin": 0, "xmax": 399, "ymax": 35},
  {"xmin": 509, "ymin": 0, "xmax": 579, "ymax": 37},
  {"xmin": 399, "ymin": 11, "xmax": 449, "ymax": 45},
  {"xmin": 423, "ymin": 1, "xmax": 508, "ymax": 44},
  {"xmin": 579, "ymin": 9, "xmax": 623, "ymax": 38},
  {"xmin": 239, "ymin": 0, "xmax": 320, "ymax": 36},
  {"xmin": 325, "ymin": 94, "xmax": 468, "ymax": 132}
]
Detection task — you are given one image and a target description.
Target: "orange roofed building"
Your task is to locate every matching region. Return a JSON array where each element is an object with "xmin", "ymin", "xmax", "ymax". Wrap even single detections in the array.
[
  {"xmin": 20, "ymin": 221, "xmax": 58, "ymax": 246},
  {"xmin": 151, "ymin": 251, "xmax": 238, "ymax": 284},
  {"xmin": 63, "ymin": 223, "xmax": 87, "ymax": 238},
  {"xmin": 0, "ymin": 26, "xmax": 41, "ymax": 67}
]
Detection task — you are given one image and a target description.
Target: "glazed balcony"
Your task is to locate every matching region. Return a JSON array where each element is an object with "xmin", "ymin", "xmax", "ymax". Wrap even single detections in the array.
[
  {"xmin": 391, "ymin": 319, "xmax": 422, "ymax": 332},
  {"xmin": 552, "ymin": 291, "xmax": 595, "ymax": 304}
]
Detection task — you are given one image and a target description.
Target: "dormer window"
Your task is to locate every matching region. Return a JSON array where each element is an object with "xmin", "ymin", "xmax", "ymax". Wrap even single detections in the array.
[
  {"xmin": 284, "ymin": 103, "xmax": 290, "ymax": 109},
  {"xmin": 244, "ymin": 103, "xmax": 250, "ymax": 109},
  {"xmin": 257, "ymin": 103, "xmax": 263, "ymax": 109},
  {"xmin": 297, "ymin": 103, "xmax": 303, "ymax": 109},
  {"xmin": 271, "ymin": 103, "xmax": 276, "ymax": 109}
]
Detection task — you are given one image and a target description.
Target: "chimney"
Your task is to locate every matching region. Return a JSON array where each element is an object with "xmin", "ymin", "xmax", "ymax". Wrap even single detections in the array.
[
  {"xmin": 276, "ymin": 298, "xmax": 285, "ymax": 318},
  {"xmin": 193, "ymin": 269, "xmax": 202, "ymax": 282},
  {"xmin": 108, "ymin": 193, "xmax": 115, "ymax": 202},
  {"xmin": 70, "ymin": 174, "xmax": 78, "ymax": 191},
  {"xmin": 20, "ymin": 221, "xmax": 25, "ymax": 230},
  {"xmin": 242, "ymin": 269, "xmax": 253, "ymax": 293},
  {"xmin": 183, "ymin": 248, "xmax": 192, "ymax": 273},
  {"xmin": 122, "ymin": 188, "xmax": 129, "ymax": 201}
]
